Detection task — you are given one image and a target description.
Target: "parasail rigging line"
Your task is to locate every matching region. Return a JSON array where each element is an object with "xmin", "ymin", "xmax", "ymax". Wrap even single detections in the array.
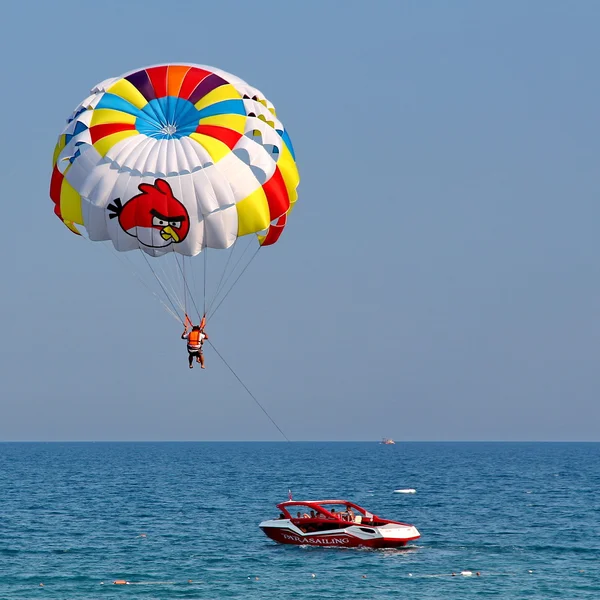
[
  {"xmin": 203, "ymin": 241, "xmax": 207, "ymax": 318},
  {"xmin": 207, "ymin": 237, "xmax": 239, "ymax": 316},
  {"xmin": 207, "ymin": 339, "xmax": 289, "ymax": 442},
  {"xmin": 138, "ymin": 249, "xmax": 185, "ymax": 324},
  {"xmin": 174, "ymin": 253, "xmax": 202, "ymax": 323},
  {"xmin": 207, "ymin": 244, "xmax": 261, "ymax": 321},
  {"xmin": 205, "ymin": 237, "xmax": 253, "ymax": 317},
  {"xmin": 82, "ymin": 234, "xmax": 181, "ymax": 323}
]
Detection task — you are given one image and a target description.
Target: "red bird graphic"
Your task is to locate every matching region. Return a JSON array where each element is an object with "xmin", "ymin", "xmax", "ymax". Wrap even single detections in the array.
[{"xmin": 108, "ymin": 179, "xmax": 190, "ymax": 248}]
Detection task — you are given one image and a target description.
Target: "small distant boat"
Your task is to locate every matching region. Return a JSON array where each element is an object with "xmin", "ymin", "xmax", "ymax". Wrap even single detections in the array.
[
  {"xmin": 259, "ymin": 499, "xmax": 420, "ymax": 548},
  {"xmin": 381, "ymin": 438, "xmax": 395, "ymax": 445},
  {"xmin": 394, "ymin": 488, "xmax": 416, "ymax": 494}
]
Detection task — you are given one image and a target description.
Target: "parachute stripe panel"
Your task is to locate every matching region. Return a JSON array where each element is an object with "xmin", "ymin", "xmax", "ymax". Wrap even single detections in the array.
[
  {"xmin": 93, "ymin": 130, "xmax": 138, "ymax": 157},
  {"xmin": 90, "ymin": 123, "xmax": 137, "ymax": 144},
  {"xmin": 146, "ymin": 65, "xmax": 169, "ymax": 98},
  {"xmin": 199, "ymin": 114, "xmax": 246, "ymax": 133},
  {"xmin": 236, "ymin": 186, "xmax": 271, "ymax": 237},
  {"xmin": 90, "ymin": 109, "xmax": 137, "ymax": 126},
  {"xmin": 166, "ymin": 65, "xmax": 190, "ymax": 97},
  {"xmin": 106, "ymin": 79, "xmax": 149, "ymax": 110},
  {"xmin": 262, "ymin": 166, "xmax": 290, "ymax": 221},
  {"xmin": 189, "ymin": 133, "xmax": 233, "ymax": 164},
  {"xmin": 194, "ymin": 125, "xmax": 242, "ymax": 150},
  {"xmin": 196, "ymin": 100, "xmax": 246, "ymax": 120},
  {"xmin": 125, "ymin": 69, "xmax": 157, "ymax": 102},
  {"xmin": 189, "ymin": 73, "xmax": 229, "ymax": 105},
  {"xmin": 59, "ymin": 177, "xmax": 84, "ymax": 225},
  {"xmin": 194, "ymin": 84, "xmax": 242, "ymax": 111},
  {"xmin": 179, "ymin": 68, "xmax": 212, "ymax": 100},
  {"xmin": 259, "ymin": 213, "xmax": 287, "ymax": 246}
]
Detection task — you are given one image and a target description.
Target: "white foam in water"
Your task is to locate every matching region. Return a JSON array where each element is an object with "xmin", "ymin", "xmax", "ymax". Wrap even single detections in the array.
[{"xmin": 394, "ymin": 488, "xmax": 416, "ymax": 494}]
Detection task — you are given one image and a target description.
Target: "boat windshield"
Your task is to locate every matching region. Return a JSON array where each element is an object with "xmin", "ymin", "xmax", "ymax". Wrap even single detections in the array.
[{"xmin": 283, "ymin": 502, "xmax": 368, "ymax": 521}]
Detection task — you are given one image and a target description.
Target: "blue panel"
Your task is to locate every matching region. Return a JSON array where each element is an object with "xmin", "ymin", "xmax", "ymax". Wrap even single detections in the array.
[
  {"xmin": 135, "ymin": 97, "xmax": 201, "ymax": 140},
  {"xmin": 73, "ymin": 121, "xmax": 88, "ymax": 135},
  {"xmin": 96, "ymin": 94, "xmax": 145, "ymax": 118},
  {"xmin": 196, "ymin": 99, "xmax": 245, "ymax": 120},
  {"xmin": 280, "ymin": 129, "xmax": 296, "ymax": 160}
]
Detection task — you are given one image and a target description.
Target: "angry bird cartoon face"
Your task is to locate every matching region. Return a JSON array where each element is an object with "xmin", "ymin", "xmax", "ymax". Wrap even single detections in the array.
[{"xmin": 107, "ymin": 178, "xmax": 190, "ymax": 248}]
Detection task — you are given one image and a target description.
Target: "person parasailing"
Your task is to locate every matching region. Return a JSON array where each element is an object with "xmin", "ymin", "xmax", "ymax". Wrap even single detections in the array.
[{"xmin": 182, "ymin": 317, "xmax": 209, "ymax": 369}]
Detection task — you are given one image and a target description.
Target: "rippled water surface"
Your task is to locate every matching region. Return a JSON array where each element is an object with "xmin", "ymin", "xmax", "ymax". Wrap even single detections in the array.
[{"xmin": 1, "ymin": 442, "xmax": 598, "ymax": 598}]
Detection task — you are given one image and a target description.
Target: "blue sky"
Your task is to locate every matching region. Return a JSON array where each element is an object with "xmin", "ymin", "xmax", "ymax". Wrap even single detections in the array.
[{"xmin": 1, "ymin": 0, "xmax": 598, "ymax": 441}]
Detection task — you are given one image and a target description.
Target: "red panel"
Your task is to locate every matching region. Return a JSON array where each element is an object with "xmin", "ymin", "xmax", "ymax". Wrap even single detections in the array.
[
  {"xmin": 49, "ymin": 165, "xmax": 63, "ymax": 206},
  {"xmin": 90, "ymin": 123, "xmax": 136, "ymax": 144},
  {"xmin": 195, "ymin": 125, "xmax": 242, "ymax": 150},
  {"xmin": 260, "ymin": 213, "xmax": 287, "ymax": 247},
  {"xmin": 179, "ymin": 67, "xmax": 212, "ymax": 100},
  {"xmin": 146, "ymin": 65, "xmax": 169, "ymax": 98},
  {"xmin": 262, "ymin": 166, "xmax": 290, "ymax": 221}
]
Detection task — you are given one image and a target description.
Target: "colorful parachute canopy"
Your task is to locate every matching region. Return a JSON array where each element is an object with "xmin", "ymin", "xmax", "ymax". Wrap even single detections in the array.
[{"xmin": 50, "ymin": 64, "xmax": 299, "ymax": 256}]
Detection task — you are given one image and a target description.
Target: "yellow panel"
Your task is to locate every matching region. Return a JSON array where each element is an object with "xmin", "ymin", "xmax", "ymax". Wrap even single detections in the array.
[
  {"xmin": 194, "ymin": 84, "xmax": 242, "ymax": 111},
  {"xmin": 63, "ymin": 220, "xmax": 81, "ymax": 235},
  {"xmin": 277, "ymin": 144, "xmax": 300, "ymax": 200},
  {"xmin": 52, "ymin": 135, "xmax": 66, "ymax": 166},
  {"xmin": 60, "ymin": 177, "xmax": 83, "ymax": 225},
  {"xmin": 198, "ymin": 114, "xmax": 246, "ymax": 133},
  {"xmin": 93, "ymin": 130, "xmax": 138, "ymax": 157},
  {"xmin": 257, "ymin": 114, "xmax": 275, "ymax": 128},
  {"xmin": 236, "ymin": 186, "xmax": 271, "ymax": 237},
  {"xmin": 189, "ymin": 133, "xmax": 230, "ymax": 164},
  {"xmin": 107, "ymin": 79, "xmax": 148, "ymax": 109},
  {"xmin": 91, "ymin": 108, "xmax": 137, "ymax": 126}
]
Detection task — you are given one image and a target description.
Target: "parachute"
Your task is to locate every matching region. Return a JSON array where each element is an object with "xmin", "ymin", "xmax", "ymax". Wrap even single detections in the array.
[{"xmin": 50, "ymin": 63, "xmax": 299, "ymax": 325}]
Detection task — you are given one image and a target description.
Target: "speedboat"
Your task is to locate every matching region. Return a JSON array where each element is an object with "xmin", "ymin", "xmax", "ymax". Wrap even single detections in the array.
[{"xmin": 259, "ymin": 499, "xmax": 420, "ymax": 548}]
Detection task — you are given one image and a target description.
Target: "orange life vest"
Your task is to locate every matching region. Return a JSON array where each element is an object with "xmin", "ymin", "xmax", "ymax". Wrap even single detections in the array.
[{"xmin": 188, "ymin": 329, "xmax": 203, "ymax": 345}]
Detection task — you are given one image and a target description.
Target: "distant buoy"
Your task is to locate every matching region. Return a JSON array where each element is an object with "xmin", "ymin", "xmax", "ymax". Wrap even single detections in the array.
[
  {"xmin": 311, "ymin": 573, "xmax": 316, "ymax": 578},
  {"xmin": 362, "ymin": 575, "xmax": 367, "ymax": 579},
  {"xmin": 39, "ymin": 583, "xmax": 44, "ymax": 587}
]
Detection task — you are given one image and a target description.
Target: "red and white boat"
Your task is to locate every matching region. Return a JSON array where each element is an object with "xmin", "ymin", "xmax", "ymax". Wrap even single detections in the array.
[{"xmin": 259, "ymin": 499, "xmax": 420, "ymax": 548}]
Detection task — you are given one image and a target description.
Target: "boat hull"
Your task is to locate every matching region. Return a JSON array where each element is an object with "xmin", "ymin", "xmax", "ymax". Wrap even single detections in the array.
[{"xmin": 260, "ymin": 521, "xmax": 420, "ymax": 549}]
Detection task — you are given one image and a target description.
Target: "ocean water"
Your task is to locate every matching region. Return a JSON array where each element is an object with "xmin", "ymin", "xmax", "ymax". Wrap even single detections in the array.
[{"xmin": 1, "ymin": 442, "xmax": 599, "ymax": 599}]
